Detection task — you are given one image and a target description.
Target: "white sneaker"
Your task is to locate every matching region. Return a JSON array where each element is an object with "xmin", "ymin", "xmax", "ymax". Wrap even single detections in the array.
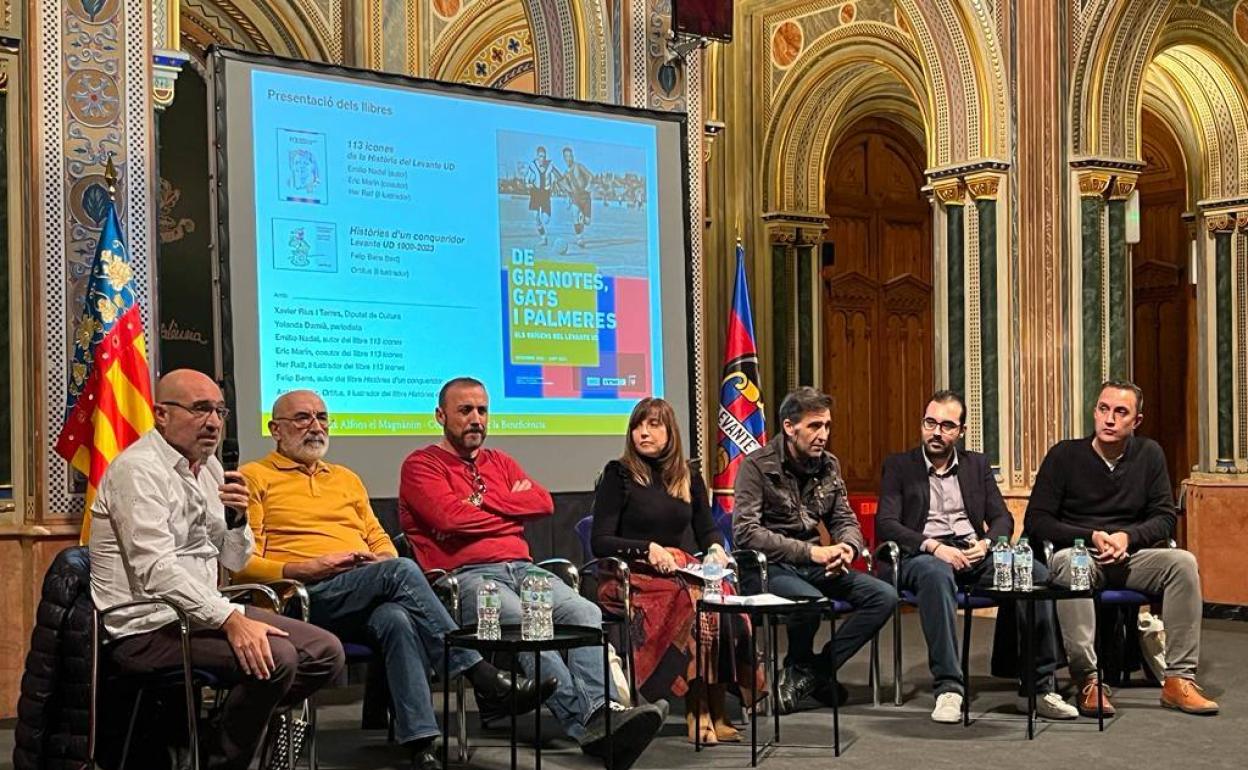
[
  {"xmin": 931, "ymin": 692, "xmax": 963, "ymax": 723},
  {"xmin": 1028, "ymin": 692, "xmax": 1079, "ymax": 720}
]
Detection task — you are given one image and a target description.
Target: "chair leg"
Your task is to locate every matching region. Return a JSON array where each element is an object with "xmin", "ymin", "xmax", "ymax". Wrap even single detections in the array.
[
  {"xmin": 456, "ymin": 678, "xmax": 469, "ymax": 762},
  {"xmin": 119, "ymin": 688, "xmax": 145, "ymax": 769},
  {"xmin": 870, "ymin": 633, "xmax": 880, "ymax": 708},
  {"xmin": 759, "ymin": 615, "xmax": 772, "ymax": 717},
  {"xmin": 622, "ymin": 620, "xmax": 637, "ymax": 704},
  {"xmin": 961, "ymin": 603, "xmax": 973, "ymax": 727},
  {"xmin": 893, "ymin": 604, "xmax": 903, "ymax": 706},
  {"xmin": 307, "ymin": 700, "xmax": 319, "ymax": 770}
]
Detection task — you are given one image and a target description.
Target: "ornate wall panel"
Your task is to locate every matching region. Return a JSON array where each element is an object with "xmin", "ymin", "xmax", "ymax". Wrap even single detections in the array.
[{"xmin": 33, "ymin": 0, "xmax": 156, "ymax": 516}]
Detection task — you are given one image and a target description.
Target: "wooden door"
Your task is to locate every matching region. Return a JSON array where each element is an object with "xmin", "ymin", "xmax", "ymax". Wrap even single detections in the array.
[
  {"xmin": 822, "ymin": 118, "xmax": 932, "ymax": 493},
  {"xmin": 1134, "ymin": 111, "xmax": 1196, "ymax": 491}
]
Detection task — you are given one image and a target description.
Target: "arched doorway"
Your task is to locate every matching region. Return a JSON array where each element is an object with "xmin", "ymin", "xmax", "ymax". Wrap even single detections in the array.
[
  {"xmin": 1133, "ymin": 109, "xmax": 1197, "ymax": 491},
  {"xmin": 821, "ymin": 117, "xmax": 932, "ymax": 492}
]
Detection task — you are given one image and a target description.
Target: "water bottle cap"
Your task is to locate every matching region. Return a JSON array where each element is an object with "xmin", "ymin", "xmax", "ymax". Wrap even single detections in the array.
[
  {"xmin": 996, "ymin": 535, "xmax": 1008, "ymax": 544},
  {"xmin": 1018, "ymin": 537, "xmax": 1028, "ymax": 544},
  {"xmin": 1074, "ymin": 538, "xmax": 1084, "ymax": 546}
]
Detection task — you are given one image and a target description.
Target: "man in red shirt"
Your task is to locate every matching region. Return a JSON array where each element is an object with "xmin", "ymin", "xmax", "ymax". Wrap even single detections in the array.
[{"xmin": 400, "ymin": 377, "xmax": 666, "ymax": 770}]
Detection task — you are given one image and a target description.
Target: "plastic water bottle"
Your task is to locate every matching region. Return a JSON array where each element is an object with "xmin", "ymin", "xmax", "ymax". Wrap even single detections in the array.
[
  {"xmin": 702, "ymin": 560, "xmax": 724, "ymax": 602},
  {"xmin": 1070, "ymin": 539, "xmax": 1092, "ymax": 591},
  {"xmin": 1013, "ymin": 537, "xmax": 1034, "ymax": 591},
  {"xmin": 476, "ymin": 579, "xmax": 502, "ymax": 640},
  {"xmin": 537, "ymin": 572, "xmax": 554, "ymax": 641},
  {"xmin": 992, "ymin": 536, "xmax": 1014, "ymax": 590},
  {"xmin": 520, "ymin": 568, "xmax": 542, "ymax": 641}
]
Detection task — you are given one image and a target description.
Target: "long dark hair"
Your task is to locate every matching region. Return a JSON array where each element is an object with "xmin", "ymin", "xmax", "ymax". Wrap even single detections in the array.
[{"xmin": 620, "ymin": 397, "xmax": 691, "ymax": 502}]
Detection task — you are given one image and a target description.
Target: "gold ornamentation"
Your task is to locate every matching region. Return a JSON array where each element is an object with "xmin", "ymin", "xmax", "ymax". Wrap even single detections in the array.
[
  {"xmin": 1205, "ymin": 213, "xmax": 1235, "ymax": 233},
  {"xmin": 1109, "ymin": 173, "xmax": 1137, "ymax": 200},
  {"xmin": 1236, "ymin": 211, "xmax": 1248, "ymax": 232},
  {"xmin": 1077, "ymin": 170, "xmax": 1112, "ymax": 198},
  {"xmin": 965, "ymin": 172, "xmax": 1001, "ymax": 200},
  {"xmin": 932, "ymin": 179, "xmax": 964, "ymax": 206}
]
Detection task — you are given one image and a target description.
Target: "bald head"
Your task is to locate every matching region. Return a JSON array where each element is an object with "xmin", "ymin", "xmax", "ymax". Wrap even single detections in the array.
[
  {"xmin": 153, "ymin": 369, "xmax": 225, "ymax": 466},
  {"xmin": 272, "ymin": 389, "xmax": 324, "ymax": 418},
  {"xmin": 155, "ymin": 369, "xmax": 221, "ymax": 404},
  {"xmin": 269, "ymin": 389, "xmax": 330, "ymax": 467}
]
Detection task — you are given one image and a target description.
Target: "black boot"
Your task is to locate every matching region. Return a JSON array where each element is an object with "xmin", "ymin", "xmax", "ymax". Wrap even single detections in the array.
[
  {"xmin": 775, "ymin": 665, "xmax": 818, "ymax": 715},
  {"xmin": 404, "ymin": 738, "xmax": 440, "ymax": 770},
  {"xmin": 469, "ymin": 662, "xmax": 558, "ymax": 724}
]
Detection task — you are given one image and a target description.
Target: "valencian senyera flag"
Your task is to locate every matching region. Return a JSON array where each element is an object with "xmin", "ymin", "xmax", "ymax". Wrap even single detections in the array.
[
  {"xmin": 55, "ymin": 197, "xmax": 155, "ymax": 542},
  {"xmin": 711, "ymin": 243, "xmax": 766, "ymax": 545}
]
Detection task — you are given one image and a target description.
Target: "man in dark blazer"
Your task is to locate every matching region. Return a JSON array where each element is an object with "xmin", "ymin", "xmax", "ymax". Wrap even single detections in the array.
[{"xmin": 876, "ymin": 391, "xmax": 1077, "ymax": 723}]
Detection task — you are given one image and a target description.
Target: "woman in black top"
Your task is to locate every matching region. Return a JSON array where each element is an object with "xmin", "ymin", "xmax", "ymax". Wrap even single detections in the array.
[{"xmin": 592, "ymin": 397, "xmax": 764, "ymax": 745}]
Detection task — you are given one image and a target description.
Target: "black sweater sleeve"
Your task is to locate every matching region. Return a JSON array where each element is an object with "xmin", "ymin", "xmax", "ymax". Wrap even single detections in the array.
[
  {"xmin": 1124, "ymin": 442, "xmax": 1177, "ymax": 548},
  {"xmin": 1024, "ymin": 445, "xmax": 1094, "ymax": 549},
  {"xmin": 690, "ymin": 474, "xmax": 721, "ymax": 553},
  {"xmin": 590, "ymin": 462, "xmax": 650, "ymax": 559}
]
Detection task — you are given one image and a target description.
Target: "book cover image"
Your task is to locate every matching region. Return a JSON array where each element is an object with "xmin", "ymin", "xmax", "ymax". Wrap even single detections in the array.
[{"xmin": 277, "ymin": 128, "xmax": 329, "ymax": 204}]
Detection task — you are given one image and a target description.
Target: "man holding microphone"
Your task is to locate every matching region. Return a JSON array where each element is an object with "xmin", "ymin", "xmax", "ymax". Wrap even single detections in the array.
[{"xmin": 89, "ymin": 370, "xmax": 345, "ymax": 770}]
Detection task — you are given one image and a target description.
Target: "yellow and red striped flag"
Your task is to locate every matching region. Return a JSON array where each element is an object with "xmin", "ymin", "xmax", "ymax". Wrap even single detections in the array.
[{"xmin": 55, "ymin": 198, "xmax": 155, "ymax": 542}]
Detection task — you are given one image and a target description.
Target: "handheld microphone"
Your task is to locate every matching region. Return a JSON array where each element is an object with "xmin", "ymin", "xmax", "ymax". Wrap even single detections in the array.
[
  {"xmin": 220, "ymin": 438, "xmax": 246, "ymax": 528},
  {"xmin": 221, "ymin": 437, "xmax": 240, "ymax": 472}
]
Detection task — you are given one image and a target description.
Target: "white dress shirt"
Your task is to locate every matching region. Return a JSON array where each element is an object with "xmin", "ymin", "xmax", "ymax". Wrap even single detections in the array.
[{"xmin": 89, "ymin": 429, "xmax": 254, "ymax": 638}]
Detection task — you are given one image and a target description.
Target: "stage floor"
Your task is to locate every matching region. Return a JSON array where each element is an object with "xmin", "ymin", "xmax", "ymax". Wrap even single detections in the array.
[{"xmin": 3, "ymin": 615, "xmax": 1243, "ymax": 769}]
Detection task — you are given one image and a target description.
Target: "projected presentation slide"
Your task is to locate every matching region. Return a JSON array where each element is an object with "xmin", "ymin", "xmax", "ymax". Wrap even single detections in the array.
[{"xmin": 248, "ymin": 68, "xmax": 666, "ymax": 436}]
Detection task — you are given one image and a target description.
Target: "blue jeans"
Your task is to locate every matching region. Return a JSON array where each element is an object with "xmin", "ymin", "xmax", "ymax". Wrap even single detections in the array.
[
  {"xmin": 308, "ymin": 558, "xmax": 480, "ymax": 744},
  {"xmin": 446, "ymin": 561, "xmax": 616, "ymax": 741},
  {"xmin": 746, "ymin": 563, "xmax": 897, "ymax": 677},
  {"xmin": 892, "ymin": 554, "xmax": 1058, "ymax": 696}
]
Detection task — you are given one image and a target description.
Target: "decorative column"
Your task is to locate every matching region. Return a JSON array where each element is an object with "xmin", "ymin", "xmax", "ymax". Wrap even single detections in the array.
[
  {"xmin": 1205, "ymin": 211, "xmax": 1238, "ymax": 471},
  {"xmin": 933, "ymin": 178, "xmax": 966, "ymax": 398},
  {"xmin": 1072, "ymin": 164, "xmax": 1142, "ymax": 433},
  {"xmin": 1106, "ymin": 174, "xmax": 1137, "ymax": 380},
  {"xmin": 1076, "ymin": 169, "xmax": 1109, "ymax": 434},
  {"xmin": 761, "ymin": 213, "xmax": 827, "ymax": 417},
  {"xmin": 933, "ymin": 167, "xmax": 1008, "ymax": 472},
  {"xmin": 1239, "ymin": 212, "xmax": 1248, "ymax": 472},
  {"xmin": 966, "ymin": 170, "xmax": 1005, "ymax": 470}
]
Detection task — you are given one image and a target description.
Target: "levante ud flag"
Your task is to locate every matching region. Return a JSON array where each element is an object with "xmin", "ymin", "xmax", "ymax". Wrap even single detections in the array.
[
  {"xmin": 55, "ymin": 197, "xmax": 155, "ymax": 541},
  {"xmin": 711, "ymin": 243, "xmax": 766, "ymax": 543}
]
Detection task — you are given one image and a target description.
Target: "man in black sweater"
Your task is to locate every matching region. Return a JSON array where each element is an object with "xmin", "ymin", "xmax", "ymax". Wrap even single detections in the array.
[
  {"xmin": 1025, "ymin": 379, "xmax": 1218, "ymax": 717},
  {"xmin": 877, "ymin": 391, "xmax": 1076, "ymax": 723}
]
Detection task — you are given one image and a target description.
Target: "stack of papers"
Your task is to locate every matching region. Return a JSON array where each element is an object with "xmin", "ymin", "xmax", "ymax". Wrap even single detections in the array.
[{"xmin": 703, "ymin": 593, "xmax": 794, "ymax": 607}]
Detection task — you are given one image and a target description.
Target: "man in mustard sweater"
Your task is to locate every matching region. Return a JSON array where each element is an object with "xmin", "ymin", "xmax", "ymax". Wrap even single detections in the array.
[{"xmin": 236, "ymin": 390, "xmax": 554, "ymax": 770}]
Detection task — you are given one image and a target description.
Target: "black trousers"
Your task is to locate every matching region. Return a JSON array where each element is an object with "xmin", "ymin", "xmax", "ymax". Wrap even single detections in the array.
[{"xmin": 110, "ymin": 606, "xmax": 344, "ymax": 770}]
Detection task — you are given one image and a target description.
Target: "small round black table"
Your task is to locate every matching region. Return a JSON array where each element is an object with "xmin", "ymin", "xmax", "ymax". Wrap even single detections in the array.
[
  {"xmin": 694, "ymin": 596, "xmax": 845, "ymax": 766},
  {"xmin": 977, "ymin": 584, "xmax": 1103, "ymax": 738},
  {"xmin": 442, "ymin": 624, "xmax": 610, "ymax": 770}
]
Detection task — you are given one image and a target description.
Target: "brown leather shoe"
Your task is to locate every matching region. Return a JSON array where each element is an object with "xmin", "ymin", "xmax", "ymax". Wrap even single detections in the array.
[
  {"xmin": 1077, "ymin": 678, "xmax": 1115, "ymax": 717},
  {"xmin": 1160, "ymin": 677, "xmax": 1219, "ymax": 715}
]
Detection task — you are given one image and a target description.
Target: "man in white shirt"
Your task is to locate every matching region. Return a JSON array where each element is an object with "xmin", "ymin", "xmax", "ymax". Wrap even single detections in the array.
[{"xmin": 90, "ymin": 369, "xmax": 344, "ymax": 770}]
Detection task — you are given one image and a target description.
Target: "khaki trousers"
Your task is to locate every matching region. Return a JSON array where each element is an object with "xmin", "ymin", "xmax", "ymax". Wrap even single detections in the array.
[{"xmin": 1048, "ymin": 547, "xmax": 1202, "ymax": 682}]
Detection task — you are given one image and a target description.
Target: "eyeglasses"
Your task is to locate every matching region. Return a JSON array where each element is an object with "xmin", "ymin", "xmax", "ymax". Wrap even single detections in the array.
[
  {"xmin": 465, "ymin": 462, "xmax": 487, "ymax": 507},
  {"xmin": 921, "ymin": 417, "xmax": 963, "ymax": 435},
  {"xmin": 160, "ymin": 400, "xmax": 230, "ymax": 421},
  {"xmin": 272, "ymin": 411, "xmax": 331, "ymax": 430}
]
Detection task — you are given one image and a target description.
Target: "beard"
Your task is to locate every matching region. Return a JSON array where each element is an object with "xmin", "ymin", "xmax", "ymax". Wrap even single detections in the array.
[
  {"xmin": 925, "ymin": 436, "xmax": 952, "ymax": 459},
  {"xmin": 448, "ymin": 427, "xmax": 486, "ymax": 454},
  {"xmin": 283, "ymin": 434, "xmax": 329, "ymax": 464}
]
